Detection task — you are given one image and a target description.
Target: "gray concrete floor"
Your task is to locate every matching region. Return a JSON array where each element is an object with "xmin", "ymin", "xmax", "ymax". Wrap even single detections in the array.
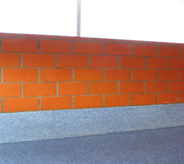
[{"xmin": 1, "ymin": 126, "xmax": 184, "ymax": 164}]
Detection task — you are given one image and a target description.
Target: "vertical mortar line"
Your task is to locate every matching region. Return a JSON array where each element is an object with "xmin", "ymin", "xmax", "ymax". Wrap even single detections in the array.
[
  {"xmin": 38, "ymin": 39, "xmax": 40, "ymax": 53},
  {"xmin": 38, "ymin": 97, "xmax": 41, "ymax": 111},
  {"xmin": 2, "ymin": 98, "xmax": 4, "ymax": 113},
  {"xmin": 1, "ymin": 37, "xmax": 3, "ymax": 52},
  {"xmin": 156, "ymin": 69, "xmax": 158, "ymax": 81},
  {"xmin": 56, "ymin": 54, "xmax": 58, "ymax": 68},
  {"xmin": 168, "ymin": 58, "xmax": 171, "ymax": 69},
  {"xmin": 155, "ymin": 93, "xmax": 158, "ymax": 104},
  {"xmin": 88, "ymin": 82, "xmax": 90, "ymax": 94},
  {"xmin": 56, "ymin": 36, "xmax": 58, "ymax": 40},
  {"xmin": 168, "ymin": 81, "xmax": 170, "ymax": 93},
  {"xmin": 144, "ymin": 81, "xmax": 146, "ymax": 93},
  {"xmin": 72, "ymin": 69, "xmax": 74, "ymax": 82},
  {"xmin": 103, "ymin": 95, "xmax": 105, "ymax": 107},
  {"xmin": 144, "ymin": 57, "xmax": 147, "ymax": 68},
  {"xmin": 1, "ymin": 68, "xmax": 3, "ymax": 82},
  {"xmin": 72, "ymin": 41, "xmax": 74, "ymax": 54},
  {"xmin": 118, "ymin": 56, "xmax": 120, "ymax": 68},
  {"xmin": 117, "ymin": 81, "xmax": 119, "ymax": 94},
  {"xmin": 20, "ymin": 34, "xmax": 22, "ymax": 38},
  {"xmin": 178, "ymin": 92, "xmax": 181, "ymax": 103},
  {"xmin": 103, "ymin": 42, "xmax": 105, "ymax": 55},
  {"xmin": 38, "ymin": 69, "xmax": 40, "ymax": 82},
  {"xmin": 131, "ymin": 44, "xmax": 133, "ymax": 56}
]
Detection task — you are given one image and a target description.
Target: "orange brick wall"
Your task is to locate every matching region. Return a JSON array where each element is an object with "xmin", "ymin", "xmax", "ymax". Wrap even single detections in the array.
[{"xmin": 0, "ymin": 33, "xmax": 184, "ymax": 113}]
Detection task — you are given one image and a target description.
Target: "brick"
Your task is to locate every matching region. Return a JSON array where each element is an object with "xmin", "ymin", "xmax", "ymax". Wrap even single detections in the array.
[
  {"xmin": 146, "ymin": 81, "xmax": 168, "ymax": 92},
  {"xmin": 4, "ymin": 98, "xmax": 38, "ymax": 112},
  {"xmin": 23, "ymin": 54, "xmax": 56, "ymax": 67},
  {"xmin": 120, "ymin": 56, "xmax": 145, "ymax": 68},
  {"xmin": 58, "ymin": 36, "xmax": 89, "ymax": 41},
  {"xmin": 157, "ymin": 93, "xmax": 179, "ymax": 104},
  {"xmin": 133, "ymin": 44, "xmax": 157, "ymax": 56},
  {"xmin": 0, "ymin": 99, "xmax": 1, "ymax": 112},
  {"xmin": 24, "ymin": 83, "xmax": 56, "ymax": 96},
  {"xmin": 133, "ymin": 69, "xmax": 156, "ymax": 81},
  {"xmin": 0, "ymin": 84, "xmax": 21, "ymax": 97},
  {"xmin": 40, "ymin": 40, "xmax": 72, "ymax": 53},
  {"xmin": 90, "ymin": 82, "xmax": 117, "ymax": 94},
  {"xmin": 41, "ymin": 97, "xmax": 72, "ymax": 110},
  {"xmin": 59, "ymin": 82, "xmax": 88, "ymax": 95},
  {"xmin": 3, "ymin": 38, "xmax": 38, "ymax": 52},
  {"xmin": 58, "ymin": 54, "xmax": 88, "ymax": 68},
  {"xmin": 182, "ymin": 70, "xmax": 184, "ymax": 80},
  {"xmin": 4, "ymin": 68, "xmax": 38, "ymax": 82},
  {"xmin": 158, "ymin": 70, "xmax": 179, "ymax": 81},
  {"xmin": 74, "ymin": 69, "xmax": 103, "ymax": 81},
  {"xmin": 105, "ymin": 43, "xmax": 131, "ymax": 55},
  {"xmin": 146, "ymin": 57, "xmax": 169, "ymax": 69},
  {"xmin": 0, "ymin": 33, "xmax": 20, "ymax": 37},
  {"xmin": 90, "ymin": 56, "xmax": 118, "ymax": 68},
  {"xmin": 74, "ymin": 41, "xmax": 103, "ymax": 55},
  {"xmin": 132, "ymin": 93, "xmax": 156, "ymax": 105},
  {"xmin": 170, "ymin": 58, "xmax": 184, "ymax": 69},
  {"xmin": 74, "ymin": 95, "xmax": 103, "ymax": 108},
  {"xmin": 180, "ymin": 93, "xmax": 184, "ymax": 103},
  {"xmin": 0, "ymin": 53, "xmax": 20, "ymax": 67},
  {"xmin": 41, "ymin": 69, "xmax": 72, "ymax": 82},
  {"xmin": 159, "ymin": 46, "xmax": 180, "ymax": 57},
  {"xmin": 170, "ymin": 81, "xmax": 184, "ymax": 92},
  {"xmin": 104, "ymin": 94, "xmax": 130, "ymax": 107},
  {"xmin": 119, "ymin": 82, "xmax": 144, "ymax": 93},
  {"xmin": 22, "ymin": 34, "xmax": 56, "ymax": 39},
  {"xmin": 105, "ymin": 69, "xmax": 131, "ymax": 81},
  {"xmin": 182, "ymin": 47, "xmax": 184, "ymax": 57}
]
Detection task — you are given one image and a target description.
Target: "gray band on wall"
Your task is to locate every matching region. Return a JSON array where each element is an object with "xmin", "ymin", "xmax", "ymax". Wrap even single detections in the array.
[{"xmin": 0, "ymin": 104, "xmax": 184, "ymax": 144}]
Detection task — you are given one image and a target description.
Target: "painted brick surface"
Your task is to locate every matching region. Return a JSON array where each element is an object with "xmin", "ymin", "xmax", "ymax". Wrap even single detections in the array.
[
  {"xmin": 105, "ymin": 43, "xmax": 131, "ymax": 55},
  {"xmin": 0, "ymin": 53, "xmax": 20, "ymax": 67},
  {"xmin": 23, "ymin": 54, "xmax": 56, "ymax": 67},
  {"xmin": 3, "ymin": 38, "xmax": 38, "ymax": 52},
  {"xmin": 120, "ymin": 56, "xmax": 144, "ymax": 68},
  {"xmin": 40, "ymin": 69, "xmax": 72, "ymax": 82},
  {"xmin": 4, "ymin": 68, "xmax": 38, "ymax": 82},
  {"xmin": 41, "ymin": 97, "xmax": 72, "ymax": 110},
  {"xmin": 159, "ymin": 46, "xmax": 180, "ymax": 57},
  {"xmin": 58, "ymin": 55, "xmax": 88, "ymax": 68},
  {"xmin": 0, "ymin": 33, "xmax": 183, "ymax": 113}
]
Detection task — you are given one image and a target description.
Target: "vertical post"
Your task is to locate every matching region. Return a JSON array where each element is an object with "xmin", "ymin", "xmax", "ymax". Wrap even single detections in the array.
[{"xmin": 77, "ymin": 0, "xmax": 81, "ymax": 36}]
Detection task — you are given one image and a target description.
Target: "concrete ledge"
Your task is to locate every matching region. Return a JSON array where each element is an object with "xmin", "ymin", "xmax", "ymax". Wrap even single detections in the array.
[{"xmin": 1, "ymin": 104, "xmax": 184, "ymax": 143}]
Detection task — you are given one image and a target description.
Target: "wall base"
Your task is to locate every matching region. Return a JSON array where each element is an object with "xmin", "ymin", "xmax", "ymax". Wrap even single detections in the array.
[{"xmin": 1, "ymin": 104, "xmax": 184, "ymax": 143}]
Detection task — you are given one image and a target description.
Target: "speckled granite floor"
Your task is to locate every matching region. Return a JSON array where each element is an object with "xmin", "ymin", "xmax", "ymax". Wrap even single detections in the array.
[{"xmin": 1, "ymin": 126, "xmax": 184, "ymax": 164}]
